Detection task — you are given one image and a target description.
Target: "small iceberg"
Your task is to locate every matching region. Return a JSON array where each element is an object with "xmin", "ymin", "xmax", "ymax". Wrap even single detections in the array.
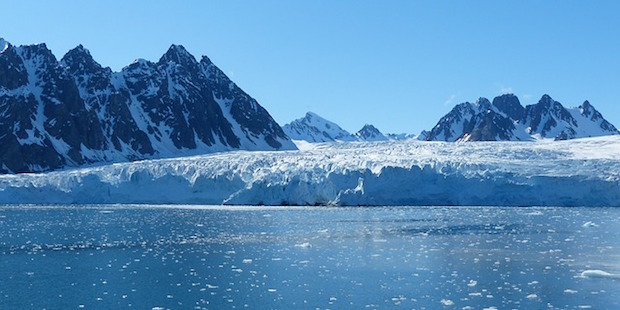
[
  {"xmin": 582, "ymin": 221, "xmax": 599, "ymax": 228},
  {"xmin": 580, "ymin": 270, "xmax": 620, "ymax": 279}
]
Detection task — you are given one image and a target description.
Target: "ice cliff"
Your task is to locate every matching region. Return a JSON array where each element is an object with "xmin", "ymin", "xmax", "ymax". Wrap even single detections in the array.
[{"xmin": 1, "ymin": 136, "xmax": 619, "ymax": 206}]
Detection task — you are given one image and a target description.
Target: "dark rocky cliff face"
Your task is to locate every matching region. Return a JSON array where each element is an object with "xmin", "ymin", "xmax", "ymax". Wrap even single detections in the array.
[
  {"xmin": 492, "ymin": 93, "xmax": 524, "ymax": 121},
  {"xmin": 0, "ymin": 40, "xmax": 295, "ymax": 173}
]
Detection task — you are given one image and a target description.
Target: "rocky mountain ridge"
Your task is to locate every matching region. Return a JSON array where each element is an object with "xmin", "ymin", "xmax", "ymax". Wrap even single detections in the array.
[
  {"xmin": 283, "ymin": 112, "xmax": 392, "ymax": 142},
  {"xmin": 0, "ymin": 39, "xmax": 295, "ymax": 173},
  {"xmin": 425, "ymin": 94, "xmax": 619, "ymax": 142},
  {"xmin": 283, "ymin": 92, "xmax": 619, "ymax": 145}
]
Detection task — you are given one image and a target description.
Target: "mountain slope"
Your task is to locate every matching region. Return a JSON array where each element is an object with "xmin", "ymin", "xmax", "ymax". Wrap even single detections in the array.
[
  {"xmin": 284, "ymin": 112, "xmax": 399, "ymax": 143},
  {"xmin": 355, "ymin": 124, "xmax": 388, "ymax": 141},
  {"xmin": 426, "ymin": 94, "xmax": 619, "ymax": 142},
  {"xmin": 0, "ymin": 39, "xmax": 295, "ymax": 173},
  {"xmin": 282, "ymin": 112, "xmax": 356, "ymax": 142}
]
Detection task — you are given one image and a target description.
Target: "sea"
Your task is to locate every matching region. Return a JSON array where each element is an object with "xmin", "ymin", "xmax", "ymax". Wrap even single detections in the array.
[{"xmin": 1, "ymin": 205, "xmax": 619, "ymax": 309}]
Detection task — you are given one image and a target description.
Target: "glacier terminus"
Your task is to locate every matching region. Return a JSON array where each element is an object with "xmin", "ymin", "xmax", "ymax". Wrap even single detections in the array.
[{"xmin": 1, "ymin": 136, "xmax": 619, "ymax": 206}]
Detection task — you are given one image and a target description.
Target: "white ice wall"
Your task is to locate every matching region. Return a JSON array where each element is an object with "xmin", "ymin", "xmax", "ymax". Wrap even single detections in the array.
[{"xmin": 1, "ymin": 137, "xmax": 619, "ymax": 206}]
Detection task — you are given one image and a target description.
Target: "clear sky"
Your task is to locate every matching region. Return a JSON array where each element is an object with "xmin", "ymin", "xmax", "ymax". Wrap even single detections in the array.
[{"xmin": 2, "ymin": 1, "xmax": 619, "ymax": 134}]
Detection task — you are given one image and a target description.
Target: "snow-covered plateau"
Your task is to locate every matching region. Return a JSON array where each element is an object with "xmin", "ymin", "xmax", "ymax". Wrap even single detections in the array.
[{"xmin": 1, "ymin": 136, "xmax": 619, "ymax": 206}]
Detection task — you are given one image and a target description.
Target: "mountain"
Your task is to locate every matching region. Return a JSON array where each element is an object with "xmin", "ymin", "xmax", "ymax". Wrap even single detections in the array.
[
  {"xmin": 355, "ymin": 124, "xmax": 388, "ymax": 141},
  {"xmin": 282, "ymin": 112, "xmax": 356, "ymax": 142},
  {"xmin": 0, "ymin": 39, "xmax": 295, "ymax": 173},
  {"xmin": 284, "ymin": 112, "xmax": 403, "ymax": 143},
  {"xmin": 425, "ymin": 94, "xmax": 619, "ymax": 142}
]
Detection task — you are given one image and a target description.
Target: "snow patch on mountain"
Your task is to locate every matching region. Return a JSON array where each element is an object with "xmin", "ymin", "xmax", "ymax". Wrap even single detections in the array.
[
  {"xmin": 566, "ymin": 101, "xmax": 619, "ymax": 139},
  {"xmin": 1, "ymin": 136, "xmax": 618, "ymax": 206}
]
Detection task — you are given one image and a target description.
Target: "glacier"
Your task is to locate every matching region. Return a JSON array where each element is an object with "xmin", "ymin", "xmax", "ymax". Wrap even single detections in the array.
[{"xmin": 1, "ymin": 136, "xmax": 619, "ymax": 206}]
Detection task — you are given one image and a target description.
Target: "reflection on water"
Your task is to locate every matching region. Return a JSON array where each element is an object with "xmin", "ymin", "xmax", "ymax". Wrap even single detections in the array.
[{"xmin": 0, "ymin": 205, "xmax": 619, "ymax": 309}]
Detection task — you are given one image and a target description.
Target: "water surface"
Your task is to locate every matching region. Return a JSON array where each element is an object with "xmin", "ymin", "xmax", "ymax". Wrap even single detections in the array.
[{"xmin": 0, "ymin": 205, "xmax": 618, "ymax": 309}]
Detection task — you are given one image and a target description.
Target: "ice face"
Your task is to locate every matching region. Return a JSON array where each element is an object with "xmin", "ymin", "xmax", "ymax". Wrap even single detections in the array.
[{"xmin": 0, "ymin": 136, "xmax": 619, "ymax": 206}]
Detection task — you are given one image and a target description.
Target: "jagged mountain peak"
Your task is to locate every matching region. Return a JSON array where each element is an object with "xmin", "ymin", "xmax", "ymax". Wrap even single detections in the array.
[
  {"xmin": 199, "ymin": 55, "xmax": 214, "ymax": 65},
  {"xmin": 305, "ymin": 111, "xmax": 324, "ymax": 120},
  {"xmin": 0, "ymin": 40, "xmax": 296, "ymax": 173},
  {"xmin": 283, "ymin": 112, "xmax": 356, "ymax": 143},
  {"xmin": 576, "ymin": 100, "xmax": 618, "ymax": 133},
  {"xmin": 23, "ymin": 42, "xmax": 51, "ymax": 53},
  {"xmin": 1, "ymin": 40, "xmax": 55, "ymax": 58},
  {"xmin": 426, "ymin": 93, "xmax": 618, "ymax": 142},
  {"xmin": 540, "ymin": 94, "xmax": 553, "ymax": 101},
  {"xmin": 159, "ymin": 44, "xmax": 197, "ymax": 66},
  {"xmin": 124, "ymin": 58, "xmax": 156, "ymax": 72},
  {"xmin": 0, "ymin": 38, "xmax": 9, "ymax": 53},
  {"xmin": 61, "ymin": 44, "xmax": 104, "ymax": 72},
  {"xmin": 64, "ymin": 44, "xmax": 91, "ymax": 58},
  {"xmin": 16, "ymin": 42, "xmax": 57, "ymax": 63},
  {"xmin": 580, "ymin": 100, "xmax": 594, "ymax": 116},
  {"xmin": 359, "ymin": 124, "xmax": 378, "ymax": 131},
  {"xmin": 356, "ymin": 124, "xmax": 388, "ymax": 141},
  {"xmin": 452, "ymin": 101, "xmax": 476, "ymax": 114},
  {"xmin": 199, "ymin": 55, "xmax": 229, "ymax": 86},
  {"xmin": 492, "ymin": 93, "xmax": 524, "ymax": 121},
  {"xmin": 73, "ymin": 44, "xmax": 88, "ymax": 52},
  {"xmin": 527, "ymin": 94, "xmax": 576, "ymax": 128},
  {"xmin": 535, "ymin": 94, "xmax": 563, "ymax": 111},
  {"xmin": 285, "ymin": 113, "xmax": 416, "ymax": 143},
  {"xmin": 475, "ymin": 97, "xmax": 492, "ymax": 107}
]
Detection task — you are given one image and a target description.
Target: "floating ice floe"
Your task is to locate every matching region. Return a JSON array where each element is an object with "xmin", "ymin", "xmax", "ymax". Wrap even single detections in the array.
[
  {"xmin": 580, "ymin": 270, "xmax": 620, "ymax": 279},
  {"xmin": 582, "ymin": 221, "xmax": 599, "ymax": 228}
]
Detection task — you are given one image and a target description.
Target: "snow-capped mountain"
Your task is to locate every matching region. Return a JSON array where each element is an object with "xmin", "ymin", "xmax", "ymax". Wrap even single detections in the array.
[
  {"xmin": 355, "ymin": 124, "xmax": 388, "ymax": 141},
  {"xmin": 1, "ymin": 136, "xmax": 618, "ymax": 206},
  {"xmin": 283, "ymin": 112, "xmax": 395, "ymax": 143},
  {"xmin": 0, "ymin": 39, "xmax": 295, "ymax": 173},
  {"xmin": 282, "ymin": 112, "xmax": 357, "ymax": 142},
  {"xmin": 425, "ymin": 94, "xmax": 619, "ymax": 142}
]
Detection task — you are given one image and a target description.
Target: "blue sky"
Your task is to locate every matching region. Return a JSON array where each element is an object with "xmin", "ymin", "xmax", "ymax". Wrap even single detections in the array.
[{"xmin": 2, "ymin": 1, "xmax": 619, "ymax": 134}]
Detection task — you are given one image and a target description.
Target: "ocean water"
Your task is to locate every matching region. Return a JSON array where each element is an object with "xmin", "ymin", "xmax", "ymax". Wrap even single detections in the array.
[{"xmin": 0, "ymin": 205, "xmax": 619, "ymax": 309}]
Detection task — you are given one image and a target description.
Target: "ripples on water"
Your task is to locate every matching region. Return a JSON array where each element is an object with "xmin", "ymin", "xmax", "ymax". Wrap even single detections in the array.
[{"xmin": 0, "ymin": 205, "xmax": 619, "ymax": 309}]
